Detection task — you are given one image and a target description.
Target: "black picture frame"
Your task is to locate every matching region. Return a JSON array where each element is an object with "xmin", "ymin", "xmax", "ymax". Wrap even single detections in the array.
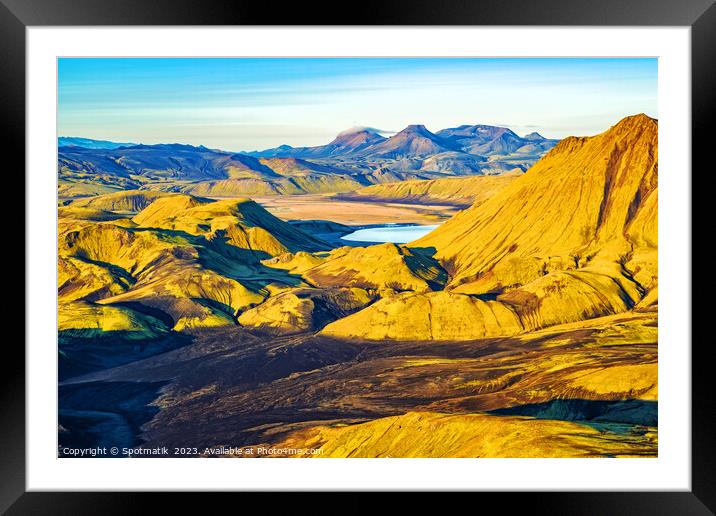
[{"xmin": 3, "ymin": 0, "xmax": 711, "ymax": 512}]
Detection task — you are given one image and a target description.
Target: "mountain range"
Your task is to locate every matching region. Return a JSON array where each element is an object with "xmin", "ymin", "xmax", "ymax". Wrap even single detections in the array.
[
  {"xmin": 58, "ymin": 124, "xmax": 558, "ymax": 199},
  {"xmin": 243, "ymin": 124, "xmax": 557, "ymax": 160}
]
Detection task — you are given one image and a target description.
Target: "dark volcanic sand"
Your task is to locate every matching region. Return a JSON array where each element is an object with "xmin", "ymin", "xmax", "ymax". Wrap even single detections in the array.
[{"xmin": 58, "ymin": 319, "xmax": 657, "ymax": 456}]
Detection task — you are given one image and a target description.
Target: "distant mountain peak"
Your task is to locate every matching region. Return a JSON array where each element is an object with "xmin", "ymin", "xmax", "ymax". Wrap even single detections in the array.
[
  {"xmin": 353, "ymin": 124, "xmax": 463, "ymax": 159},
  {"xmin": 400, "ymin": 124, "xmax": 431, "ymax": 134},
  {"xmin": 336, "ymin": 126, "xmax": 383, "ymax": 137}
]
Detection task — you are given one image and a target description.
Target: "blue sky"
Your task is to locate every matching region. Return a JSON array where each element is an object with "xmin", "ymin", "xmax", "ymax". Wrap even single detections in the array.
[{"xmin": 58, "ymin": 58, "xmax": 657, "ymax": 152}]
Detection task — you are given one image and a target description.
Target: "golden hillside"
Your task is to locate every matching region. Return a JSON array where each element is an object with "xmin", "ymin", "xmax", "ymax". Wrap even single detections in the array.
[
  {"xmin": 272, "ymin": 411, "xmax": 656, "ymax": 458},
  {"xmin": 338, "ymin": 172, "xmax": 519, "ymax": 206},
  {"xmin": 58, "ymin": 192, "xmax": 334, "ymax": 333},
  {"xmin": 321, "ymin": 291, "xmax": 522, "ymax": 340},
  {"xmin": 181, "ymin": 174, "xmax": 365, "ymax": 197},
  {"xmin": 417, "ymin": 114, "xmax": 657, "ymax": 291},
  {"xmin": 298, "ymin": 243, "xmax": 447, "ymax": 293},
  {"xmin": 324, "ymin": 115, "xmax": 658, "ymax": 340},
  {"xmin": 130, "ymin": 195, "xmax": 329, "ymax": 257}
]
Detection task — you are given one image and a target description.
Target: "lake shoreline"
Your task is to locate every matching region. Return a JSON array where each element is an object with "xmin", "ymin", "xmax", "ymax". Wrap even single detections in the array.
[{"xmin": 340, "ymin": 223, "xmax": 439, "ymax": 244}]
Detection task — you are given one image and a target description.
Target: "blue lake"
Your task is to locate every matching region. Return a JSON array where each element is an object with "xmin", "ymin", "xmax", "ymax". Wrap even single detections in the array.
[{"xmin": 340, "ymin": 224, "xmax": 439, "ymax": 244}]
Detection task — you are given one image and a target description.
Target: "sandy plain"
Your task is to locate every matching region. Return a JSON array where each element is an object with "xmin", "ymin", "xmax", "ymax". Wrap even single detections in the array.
[{"xmin": 250, "ymin": 194, "xmax": 461, "ymax": 225}]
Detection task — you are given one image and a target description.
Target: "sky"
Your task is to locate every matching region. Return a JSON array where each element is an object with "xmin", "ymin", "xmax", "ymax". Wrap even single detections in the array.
[{"xmin": 58, "ymin": 58, "xmax": 657, "ymax": 152}]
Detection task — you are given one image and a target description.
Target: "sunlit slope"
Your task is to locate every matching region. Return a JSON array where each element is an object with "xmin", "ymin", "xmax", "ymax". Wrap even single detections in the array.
[
  {"xmin": 273, "ymin": 411, "xmax": 656, "ymax": 458},
  {"xmin": 180, "ymin": 175, "xmax": 366, "ymax": 197},
  {"xmin": 299, "ymin": 243, "xmax": 447, "ymax": 292},
  {"xmin": 246, "ymin": 243, "xmax": 448, "ymax": 333},
  {"xmin": 180, "ymin": 157, "xmax": 368, "ymax": 196},
  {"xmin": 322, "ymin": 291, "xmax": 522, "ymax": 340},
  {"xmin": 339, "ymin": 173, "xmax": 519, "ymax": 206},
  {"xmin": 244, "ymin": 243, "xmax": 449, "ymax": 333},
  {"xmin": 131, "ymin": 195, "xmax": 329, "ymax": 256},
  {"xmin": 58, "ymin": 180, "xmax": 125, "ymax": 199},
  {"xmin": 58, "ymin": 300, "xmax": 169, "ymax": 338},
  {"xmin": 58, "ymin": 193, "xmax": 332, "ymax": 332},
  {"xmin": 57, "ymin": 206, "xmax": 128, "ymax": 222},
  {"xmin": 264, "ymin": 242, "xmax": 447, "ymax": 290},
  {"xmin": 322, "ymin": 115, "xmax": 658, "ymax": 340},
  {"xmin": 58, "ymin": 222, "xmax": 263, "ymax": 330},
  {"xmin": 417, "ymin": 114, "xmax": 657, "ymax": 290}
]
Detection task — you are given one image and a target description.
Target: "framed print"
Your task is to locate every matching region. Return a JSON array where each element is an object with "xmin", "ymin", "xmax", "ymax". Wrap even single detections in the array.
[{"xmin": 4, "ymin": 0, "xmax": 713, "ymax": 512}]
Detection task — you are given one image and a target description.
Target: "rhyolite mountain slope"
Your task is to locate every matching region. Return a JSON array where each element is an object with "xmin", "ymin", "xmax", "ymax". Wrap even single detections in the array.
[
  {"xmin": 297, "ymin": 243, "xmax": 447, "ymax": 292},
  {"xmin": 57, "ymin": 192, "xmax": 451, "ymax": 339},
  {"xmin": 58, "ymin": 191, "xmax": 336, "ymax": 335},
  {"xmin": 70, "ymin": 190, "xmax": 172, "ymax": 212},
  {"xmin": 418, "ymin": 113, "xmax": 657, "ymax": 292},
  {"xmin": 321, "ymin": 114, "xmax": 658, "ymax": 340}
]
